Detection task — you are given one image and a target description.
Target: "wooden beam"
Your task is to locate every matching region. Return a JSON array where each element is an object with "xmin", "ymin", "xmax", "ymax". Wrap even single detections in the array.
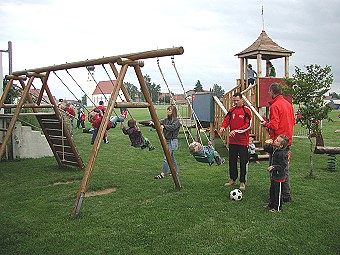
[
  {"xmin": 13, "ymin": 46, "xmax": 184, "ymax": 76},
  {"xmin": 134, "ymin": 64, "xmax": 182, "ymax": 189},
  {"xmin": 115, "ymin": 102, "xmax": 150, "ymax": 108},
  {"xmin": 314, "ymin": 146, "xmax": 340, "ymax": 154},
  {"xmin": 2, "ymin": 104, "xmax": 53, "ymax": 108}
]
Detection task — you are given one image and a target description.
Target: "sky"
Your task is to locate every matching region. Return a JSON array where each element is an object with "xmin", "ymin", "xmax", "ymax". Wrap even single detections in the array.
[{"xmin": 1, "ymin": 0, "xmax": 340, "ymax": 100}]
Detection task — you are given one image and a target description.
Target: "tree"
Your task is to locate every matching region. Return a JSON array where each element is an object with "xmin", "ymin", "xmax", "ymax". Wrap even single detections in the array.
[
  {"xmin": 143, "ymin": 74, "xmax": 161, "ymax": 103},
  {"xmin": 284, "ymin": 64, "xmax": 333, "ymax": 176},
  {"xmin": 194, "ymin": 80, "xmax": 204, "ymax": 92},
  {"xmin": 124, "ymin": 82, "xmax": 140, "ymax": 101},
  {"xmin": 211, "ymin": 84, "xmax": 225, "ymax": 98}
]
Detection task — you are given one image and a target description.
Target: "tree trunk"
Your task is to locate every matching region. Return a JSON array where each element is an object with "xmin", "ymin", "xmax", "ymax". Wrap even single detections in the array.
[{"xmin": 308, "ymin": 135, "xmax": 314, "ymax": 177}]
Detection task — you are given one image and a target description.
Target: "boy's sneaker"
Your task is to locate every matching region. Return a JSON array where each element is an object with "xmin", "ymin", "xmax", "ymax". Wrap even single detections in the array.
[
  {"xmin": 149, "ymin": 146, "xmax": 155, "ymax": 151},
  {"xmin": 209, "ymin": 161, "xmax": 215, "ymax": 166},
  {"xmin": 104, "ymin": 137, "xmax": 109, "ymax": 144}
]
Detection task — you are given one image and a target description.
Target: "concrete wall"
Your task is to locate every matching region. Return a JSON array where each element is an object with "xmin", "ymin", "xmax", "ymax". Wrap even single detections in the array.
[{"xmin": 13, "ymin": 122, "xmax": 53, "ymax": 158}]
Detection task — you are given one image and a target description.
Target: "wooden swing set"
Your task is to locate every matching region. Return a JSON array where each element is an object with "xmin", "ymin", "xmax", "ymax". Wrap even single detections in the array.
[{"xmin": 0, "ymin": 46, "xmax": 184, "ymax": 216}]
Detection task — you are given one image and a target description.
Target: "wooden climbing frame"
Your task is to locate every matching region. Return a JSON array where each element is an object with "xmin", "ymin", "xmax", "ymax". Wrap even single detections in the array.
[{"xmin": 0, "ymin": 46, "xmax": 184, "ymax": 216}]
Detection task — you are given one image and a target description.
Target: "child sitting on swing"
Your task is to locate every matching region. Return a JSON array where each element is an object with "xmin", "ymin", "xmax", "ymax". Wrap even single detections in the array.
[
  {"xmin": 189, "ymin": 141, "xmax": 225, "ymax": 166},
  {"xmin": 88, "ymin": 110, "xmax": 126, "ymax": 144},
  {"xmin": 122, "ymin": 119, "xmax": 155, "ymax": 151}
]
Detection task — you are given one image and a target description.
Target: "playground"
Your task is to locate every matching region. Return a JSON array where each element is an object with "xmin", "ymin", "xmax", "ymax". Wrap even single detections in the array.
[
  {"xmin": 0, "ymin": 108, "xmax": 339, "ymax": 254},
  {"xmin": 1, "ymin": 31, "xmax": 339, "ymax": 253}
]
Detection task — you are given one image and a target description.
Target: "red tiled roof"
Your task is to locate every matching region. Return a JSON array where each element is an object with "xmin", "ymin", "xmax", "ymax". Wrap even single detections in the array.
[{"xmin": 93, "ymin": 80, "xmax": 117, "ymax": 95}]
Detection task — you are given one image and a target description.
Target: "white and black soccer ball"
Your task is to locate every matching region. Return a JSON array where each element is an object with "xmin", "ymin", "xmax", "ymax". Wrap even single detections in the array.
[{"xmin": 229, "ymin": 189, "xmax": 243, "ymax": 201}]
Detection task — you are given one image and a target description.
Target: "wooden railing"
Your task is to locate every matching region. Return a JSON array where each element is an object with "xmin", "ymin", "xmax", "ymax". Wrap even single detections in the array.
[{"xmin": 212, "ymin": 82, "xmax": 269, "ymax": 148}]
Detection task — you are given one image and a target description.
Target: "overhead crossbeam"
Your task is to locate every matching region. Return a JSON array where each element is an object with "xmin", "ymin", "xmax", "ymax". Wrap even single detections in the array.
[{"xmin": 12, "ymin": 47, "xmax": 184, "ymax": 76}]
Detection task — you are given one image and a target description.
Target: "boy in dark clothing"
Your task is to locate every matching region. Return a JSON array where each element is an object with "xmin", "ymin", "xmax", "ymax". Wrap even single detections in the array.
[
  {"xmin": 263, "ymin": 134, "xmax": 289, "ymax": 212},
  {"xmin": 122, "ymin": 119, "xmax": 155, "ymax": 151}
]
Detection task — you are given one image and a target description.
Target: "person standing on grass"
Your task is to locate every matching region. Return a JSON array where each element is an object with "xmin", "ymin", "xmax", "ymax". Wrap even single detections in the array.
[
  {"xmin": 260, "ymin": 82, "xmax": 295, "ymax": 202},
  {"xmin": 76, "ymin": 100, "xmax": 86, "ymax": 130},
  {"xmin": 219, "ymin": 92, "xmax": 252, "ymax": 191},
  {"xmin": 263, "ymin": 134, "xmax": 289, "ymax": 212},
  {"xmin": 62, "ymin": 103, "xmax": 76, "ymax": 136},
  {"xmin": 152, "ymin": 105, "xmax": 180, "ymax": 179}
]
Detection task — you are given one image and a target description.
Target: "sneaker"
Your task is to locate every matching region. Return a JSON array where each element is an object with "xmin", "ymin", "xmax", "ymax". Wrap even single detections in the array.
[
  {"xmin": 269, "ymin": 208, "xmax": 281, "ymax": 213},
  {"xmin": 104, "ymin": 137, "xmax": 109, "ymax": 144},
  {"xmin": 209, "ymin": 161, "xmax": 215, "ymax": 166},
  {"xmin": 219, "ymin": 158, "xmax": 225, "ymax": 165},
  {"xmin": 149, "ymin": 146, "xmax": 155, "ymax": 151},
  {"xmin": 256, "ymin": 161, "xmax": 260, "ymax": 164},
  {"xmin": 224, "ymin": 180, "xmax": 236, "ymax": 187},
  {"xmin": 239, "ymin": 182, "xmax": 246, "ymax": 191}
]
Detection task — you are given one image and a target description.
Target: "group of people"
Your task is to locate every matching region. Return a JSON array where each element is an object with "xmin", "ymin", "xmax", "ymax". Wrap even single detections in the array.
[
  {"xmin": 58, "ymin": 80, "xmax": 294, "ymax": 213},
  {"xmin": 58, "ymin": 99, "xmax": 87, "ymax": 134},
  {"xmin": 247, "ymin": 60, "xmax": 276, "ymax": 86},
  {"xmin": 152, "ymin": 82, "xmax": 294, "ymax": 214},
  {"xmin": 220, "ymin": 83, "xmax": 294, "ymax": 212}
]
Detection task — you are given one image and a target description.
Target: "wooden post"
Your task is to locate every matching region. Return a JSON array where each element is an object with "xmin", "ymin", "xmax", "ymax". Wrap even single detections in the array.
[
  {"xmin": 0, "ymin": 77, "xmax": 34, "ymax": 159},
  {"xmin": 72, "ymin": 64, "xmax": 129, "ymax": 216},
  {"xmin": 134, "ymin": 64, "xmax": 182, "ymax": 189}
]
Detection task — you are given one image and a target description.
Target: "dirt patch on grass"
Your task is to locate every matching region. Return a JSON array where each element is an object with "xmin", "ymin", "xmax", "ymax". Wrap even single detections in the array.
[
  {"xmin": 48, "ymin": 180, "xmax": 79, "ymax": 186},
  {"xmin": 85, "ymin": 188, "xmax": 117, "ymax": 197}
]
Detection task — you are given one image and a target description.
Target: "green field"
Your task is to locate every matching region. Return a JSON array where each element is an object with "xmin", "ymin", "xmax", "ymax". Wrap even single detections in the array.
[{"xmin": 0, "ymin": 107, "xmax": 339, "ymax": 255}]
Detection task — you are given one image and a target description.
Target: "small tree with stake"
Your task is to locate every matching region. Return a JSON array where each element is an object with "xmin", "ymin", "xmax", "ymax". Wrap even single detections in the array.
[{"xmin": 284, "ymin": 64, "xmax": 333, "ymax": 176}]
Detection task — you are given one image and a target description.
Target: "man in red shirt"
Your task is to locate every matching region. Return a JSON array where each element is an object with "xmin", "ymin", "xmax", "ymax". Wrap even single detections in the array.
[
  {"xmin": 220, "ymin": 92, "xmax": 252, "ymax": 191},
  {"xmin": 261, "ymin": 82, "xmax": 295, "ymax": 202}
]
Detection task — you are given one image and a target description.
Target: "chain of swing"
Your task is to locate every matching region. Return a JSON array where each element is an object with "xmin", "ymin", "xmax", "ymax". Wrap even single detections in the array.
[{"xmin": 157, "ymin": 56, "xmax": 210, "ymax": 147}]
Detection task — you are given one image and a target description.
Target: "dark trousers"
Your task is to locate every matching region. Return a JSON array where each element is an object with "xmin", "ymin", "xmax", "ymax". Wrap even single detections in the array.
[
  {"xmin": 248, "ymin": 152, "xmax": 259, "ymax": 161},
  {"xmin": 77, "ymin": 118, "xmax": 85, "ymax": 129},
  {"xmin": 91, "ymin": 128, "xmax": 107, "ymax": 144},
  {"xmin": 282, "ymin": 170, "xmax": 291, "ymax": 201},
  {"xmin": 228, "ymin": 144, "xmax": 248, "ymax": 183},
  {"xmin": 269, "ymin": 180, "xmax": 283, "ymax": 211},
  {"xmin": 268, "ymin": 152, "xmax": 291, "ymax": 201}
]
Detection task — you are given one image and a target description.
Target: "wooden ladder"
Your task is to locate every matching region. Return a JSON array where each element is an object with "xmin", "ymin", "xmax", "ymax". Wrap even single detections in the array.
[{"xmin": 0, "ymin": 73, "xmax": 84, "ymax": 168}]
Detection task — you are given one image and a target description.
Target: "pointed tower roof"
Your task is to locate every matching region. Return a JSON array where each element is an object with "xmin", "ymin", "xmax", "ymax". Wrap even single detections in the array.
[{"xmin": 235, "ymin": 30, "xmax": 294, "ymax": 60}]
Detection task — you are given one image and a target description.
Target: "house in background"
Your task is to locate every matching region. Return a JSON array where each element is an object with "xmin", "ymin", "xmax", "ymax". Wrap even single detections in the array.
[{"xmin": 92, "ymin": 80, "xmax": 126, "ymax": 106}]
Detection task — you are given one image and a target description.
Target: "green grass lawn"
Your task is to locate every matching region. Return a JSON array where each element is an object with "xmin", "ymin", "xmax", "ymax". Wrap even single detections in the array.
[{"xmin": 0, "ymin": 108, "xmax": 339, "ymax": 255}]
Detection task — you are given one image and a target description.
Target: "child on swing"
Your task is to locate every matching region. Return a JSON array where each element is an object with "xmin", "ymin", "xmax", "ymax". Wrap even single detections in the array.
[
  {"xmin": 122, "ymin": 119, "xmax": 155, "ymax": 151},
  {"xmin": 88, "ymin": 110, "xmax": 126, "ymax": 144},
  {"xmin": 189, "ymin": 140, "xmax": 225, "ymax": 166}
]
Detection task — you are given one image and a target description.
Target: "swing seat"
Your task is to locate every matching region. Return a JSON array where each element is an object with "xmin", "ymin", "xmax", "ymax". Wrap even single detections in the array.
[{"xmin": 193, "ymin": 150, "xmax": 215, "ymax": 164}]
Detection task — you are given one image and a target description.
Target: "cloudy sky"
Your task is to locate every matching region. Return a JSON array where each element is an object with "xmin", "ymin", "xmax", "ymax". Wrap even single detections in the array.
[{"xmin": 1, "ymin": 0, "xmax": 339, "ymax": 99}]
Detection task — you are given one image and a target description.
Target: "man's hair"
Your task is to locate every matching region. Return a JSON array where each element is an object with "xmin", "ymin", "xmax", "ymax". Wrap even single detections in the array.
[
  {"xmin": 279, "ymin": 134, "xmax": 289, "ymax": 148},
  {"xmin": 128, "ymin": 119, "xmax": 136, "ymax": 128},
  {"xmin": 233, "ymin": 92, "xmax": 243, "ymax": 98},
  {"xmin": 99, "ymin": 100, "xmax": 104, "ymax": 105},
  {"xmin": 189, "ymin": 142, "xmax": 200, "ymax": 153},
  {"xmin": 269, "ymin": 82, "xmax": 283, "ymax": 96}
]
